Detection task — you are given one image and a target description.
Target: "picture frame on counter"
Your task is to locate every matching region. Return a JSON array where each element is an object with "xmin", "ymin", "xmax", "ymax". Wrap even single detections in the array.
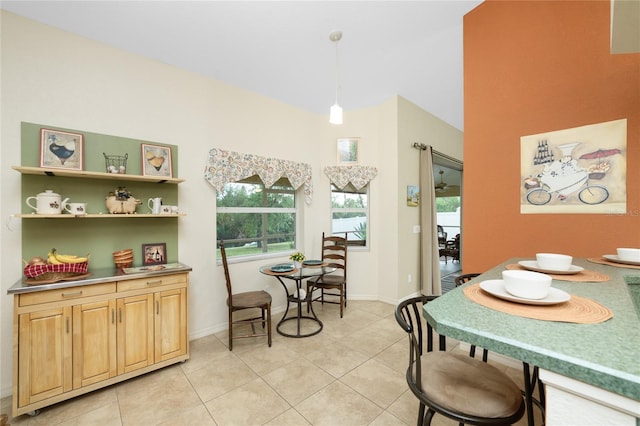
[
  {"xmin": 141, "ymin": 143, "xmax": 173, "ymax": 177},
  {"xmin": 142, "ymin": 242, "xmax": 167, "ymax": 266},
  {"xmin": 40, "ymin": 128, "xmax": 84, "ymax": 170}
]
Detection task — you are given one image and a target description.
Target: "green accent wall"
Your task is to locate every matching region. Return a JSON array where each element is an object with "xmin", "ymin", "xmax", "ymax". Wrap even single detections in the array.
[
  {"xmin": 20, "ymin": 122, "xmax": 181, "ymax": 269},
  {"xmin": 20, "ymin": 122, "xmax": 179, "ymax": 174}
]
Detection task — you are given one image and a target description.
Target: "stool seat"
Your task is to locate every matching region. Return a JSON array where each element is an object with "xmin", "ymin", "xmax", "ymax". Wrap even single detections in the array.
[
  {"xmin": 396, "ymin": 295, "xmax": 525, "ymax": 425},
  {"xmin": 422, "ymin": 352, "xmax": 523, "ymax": 418}
]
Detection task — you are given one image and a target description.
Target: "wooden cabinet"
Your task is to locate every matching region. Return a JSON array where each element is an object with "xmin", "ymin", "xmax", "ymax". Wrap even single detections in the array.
[
  {"xmin": 12, "ymin": 272, "xmax": 189, "ymax": 417},
  {"xmin": 17, "ymin": 307, "xmax": 72, "ymax": 407},
  {"xmin": 72, "ymin": 299, "xmax": 117, "ymax": 388},
  {"xmin": 154, "ymin": 288, "xmax": 188, "ymax": 363}
]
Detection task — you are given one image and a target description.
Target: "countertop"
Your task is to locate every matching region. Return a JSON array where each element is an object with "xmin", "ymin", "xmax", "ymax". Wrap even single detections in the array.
[
  {"xmin": 423, "ymin": 258, "xmax": 640, "ymax": 401},
  {"xmin": 8, "ymin": 262, "xmax": 192, "ymax": 295}
]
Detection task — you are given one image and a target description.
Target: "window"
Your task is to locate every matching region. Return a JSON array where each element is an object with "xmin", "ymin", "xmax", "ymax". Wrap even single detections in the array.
[
  {"xmin": 331, "ymin": 183, "xmax": 368, "ymax": 247},
  {"xmin": 216, "ymin": 176, "xmax": 296, "ymax": 259}
]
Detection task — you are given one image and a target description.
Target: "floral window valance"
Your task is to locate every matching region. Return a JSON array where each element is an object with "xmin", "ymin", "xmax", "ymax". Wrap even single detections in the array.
[
  {"xmin": 204, "ymin": 148, "xmax": 313, "ymax": 204},
  {"xmin": 324, "ymin": 165, "xmax": 378, "ymax": 190}
]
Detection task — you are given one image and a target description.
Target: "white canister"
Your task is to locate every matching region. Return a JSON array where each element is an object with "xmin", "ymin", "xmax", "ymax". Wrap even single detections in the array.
[{"xmin": 26, "ymin": 190, "xmax": 69, "ymax": 215}]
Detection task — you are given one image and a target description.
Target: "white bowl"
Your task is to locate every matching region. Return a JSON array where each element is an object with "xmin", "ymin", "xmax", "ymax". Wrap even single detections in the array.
[
  {"xmin": 502, "ymin": 270, "xmax": 551, "ymax": 300},
  {"xmin": 617, "ymin": 248, "xmax": 640, "ymax": 262},
  {"xmin": 536, "ymin": 253, "xmax": 573, "ymax": 271}
]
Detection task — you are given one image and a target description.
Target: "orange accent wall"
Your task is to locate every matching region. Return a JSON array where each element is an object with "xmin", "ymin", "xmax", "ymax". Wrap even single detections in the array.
[{"xmin": 463, "ymin": 1, "xmax": 640, "ymax": 272}]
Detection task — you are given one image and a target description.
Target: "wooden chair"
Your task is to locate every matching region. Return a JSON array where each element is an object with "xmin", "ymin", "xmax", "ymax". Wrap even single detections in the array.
[
  {"xmin": 395, "ymin": 296, "xmax": 525, "ymax": 426},
  {"xmin": 219, "ymin": 240, "xmax": 272, "ymax": 351},
  {"xmin": 437, "ymin": 225, "xmax": 447, "ymax": 248},
  {"xmin": 454, "ymin": 273, "xmax": 489, "ymax": 362},
  {"xmin": 439, "ymin": 234, "xmax": 460, "ymax": 263},
  {"xmin": 306, "ymin": 232, "xmax": 348, "ymax": 318}
]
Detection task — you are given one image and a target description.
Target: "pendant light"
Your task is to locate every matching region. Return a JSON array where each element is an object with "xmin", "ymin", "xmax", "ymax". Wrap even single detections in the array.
[{"xmin": 329, "ymin": 30, "xmax": 343, "ymax": 125}]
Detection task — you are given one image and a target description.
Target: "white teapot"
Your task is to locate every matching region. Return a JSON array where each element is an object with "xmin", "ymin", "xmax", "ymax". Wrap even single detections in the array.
[{"xmin": 26, "ymin": 190, "xmax": 69, "ymax": 215}]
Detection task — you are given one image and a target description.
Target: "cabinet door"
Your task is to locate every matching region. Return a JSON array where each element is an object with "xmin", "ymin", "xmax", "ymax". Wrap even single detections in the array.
[
  {"xmin": 154, "ymin": 288, "xmax": 187, "ymax": 362},
  {"xmin": 117, "ymin": 294, "xmax": 154, "ymax": 375},
  {"xmin": 18, "ymin": 307, "xmax": 72, "ymax": 407},
  {"xmin": 72, "ymin": 300, "xmax": 117, "ymax": 388}
]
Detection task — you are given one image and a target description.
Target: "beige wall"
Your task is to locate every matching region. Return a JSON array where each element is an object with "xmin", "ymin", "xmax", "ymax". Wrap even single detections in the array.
[
  {"xmin": 0, "ymin": 11, "xmax": 461, "ymax": 397},
  {"xmin": 397, "ymin": 98, "xmax": 464, "ymax": 297}
]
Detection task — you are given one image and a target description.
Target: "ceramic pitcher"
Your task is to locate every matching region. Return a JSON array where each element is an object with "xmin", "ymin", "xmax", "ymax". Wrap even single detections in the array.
[
  {"xmin": 148, "ymin": 197, "xmax": 162, "ymax": 214},
  {"xmin": 26, "ymin": 190, "xmax": 69, "ymax": 215}
]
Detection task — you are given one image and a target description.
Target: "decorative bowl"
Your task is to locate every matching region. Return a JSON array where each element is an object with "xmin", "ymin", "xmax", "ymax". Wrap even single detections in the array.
[
  {"xmin": 502, "ymin": 270, "xmax": 551, "ymax": 300},
  {"xmin": 536, "ymin": 253, "xmax": 572, "ymax": 271},
  {"xmin": 617, "ymin": 248, "xmax": 640, "ymax": 262}
]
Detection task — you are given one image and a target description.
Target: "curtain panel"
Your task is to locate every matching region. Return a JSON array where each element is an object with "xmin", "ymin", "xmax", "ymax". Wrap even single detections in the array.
[
  {"xmin": 323, "ymin": 165, "xmax": 378, "ymax": 189},
  {"xmin": 204, "ymin": 148, "xmax": 313, "ymax": 204},
  {"xmin": 419, "ymin": 146, "xmax": 442, "ymax": 296}
]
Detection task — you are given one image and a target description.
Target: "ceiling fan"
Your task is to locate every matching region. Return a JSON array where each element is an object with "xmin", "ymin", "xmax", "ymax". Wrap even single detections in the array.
[{"xmin": 435, "ymin": 169, "xmax": 448, "ymax": 191}]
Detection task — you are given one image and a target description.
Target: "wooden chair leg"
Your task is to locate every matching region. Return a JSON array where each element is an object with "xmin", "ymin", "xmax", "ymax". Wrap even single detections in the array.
[
  {"xmin": 228, "ymin": 310, "xmax": 233, "ymax": 351},
  {"xmin": 344, "ymin": 282, "xmax": 347, "ymax": 307},
  {"xmin": 267, "ymin": 305, "xmax": 272, "ymax": 347}
]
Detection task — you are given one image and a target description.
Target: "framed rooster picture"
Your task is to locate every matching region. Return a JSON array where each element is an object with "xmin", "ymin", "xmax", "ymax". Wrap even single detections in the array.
[
  {"xmin": 40, "ymin": 128, "xmax": 84, "ymax": 170},
  {"xmin": 141, "ymin": 143, "xmax": 172, "ymax": 177}
]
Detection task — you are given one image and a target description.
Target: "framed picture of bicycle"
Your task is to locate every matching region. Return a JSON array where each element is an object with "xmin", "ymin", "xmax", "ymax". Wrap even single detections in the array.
[{"xmin": 520, "ymin": 118, "xmax": 627, "ymax": 214}]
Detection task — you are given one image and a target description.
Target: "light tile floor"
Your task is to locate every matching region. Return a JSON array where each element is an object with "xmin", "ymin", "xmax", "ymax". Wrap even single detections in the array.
[{"xmin": 2, "ymin": 300, "xmax": 542, "ymax": 426}]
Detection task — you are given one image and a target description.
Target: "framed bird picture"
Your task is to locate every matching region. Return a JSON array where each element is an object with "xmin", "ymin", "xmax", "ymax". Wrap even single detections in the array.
[
  {"xmin": 141, "ymin": 143, "xmax": 173, "ymax": 177},
  {"xmin": 40, "ymin": 128, "xmax": 84, "ymax": 170}
]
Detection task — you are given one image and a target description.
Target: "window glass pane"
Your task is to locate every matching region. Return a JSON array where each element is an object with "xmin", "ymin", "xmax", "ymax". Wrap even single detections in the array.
[
  {"xmin": 331, "ymin": 183, "xmax": 369, "ymax": 247},
  {"xmin": 216, "ymin": 176, "xmax": 296, "ymax": 259},
  {"xmin": 332, "ymin": 213, "xmax": 367, "ymax": 244},
  {"xmin": 436, "ymin": 196, "xmax": 461, "ymax": 240}
]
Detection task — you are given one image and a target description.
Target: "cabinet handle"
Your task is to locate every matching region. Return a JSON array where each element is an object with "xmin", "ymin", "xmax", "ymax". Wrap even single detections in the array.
[
  {"xmin": 156, "ymin": 301, "xmax": 159, "ymax": 315},
  {"xmin": 119, "ymin": 308, "xmax": 122, "ymax": 323},
  {"xmin": 66, "ymin": 317, "xmax": 69, "ymax": 333},
  {"xmin": 62, "ymin": 291, "xmax": 83, "ymax": 298},
  {"xmin": 111, "ymin": 308, "xmax": 115, "ymax": 324},
  {"xmin": 146, "ymin": 280, "xmax": 163, "ymax": 286}
]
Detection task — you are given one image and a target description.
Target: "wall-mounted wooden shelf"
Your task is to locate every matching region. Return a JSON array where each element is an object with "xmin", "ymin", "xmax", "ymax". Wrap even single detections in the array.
[
  {"xmin": 13, "ymin": 166, "xmax": 185, "ymax": 184},
  {"xmin": 17, "ymin": 213, "xmax": 186, "ymax": 219}
]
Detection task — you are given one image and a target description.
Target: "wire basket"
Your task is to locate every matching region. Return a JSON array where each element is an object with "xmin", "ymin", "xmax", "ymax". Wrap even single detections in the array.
[{"xmin": 103, "ymin": 152, "xmax": 128, "ymax": 174}]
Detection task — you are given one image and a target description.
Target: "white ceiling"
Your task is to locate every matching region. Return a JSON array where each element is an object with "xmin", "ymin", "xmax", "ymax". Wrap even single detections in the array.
[{"xmin": 1, "ymin": 0, "xmax": 482, "ymax": 131}]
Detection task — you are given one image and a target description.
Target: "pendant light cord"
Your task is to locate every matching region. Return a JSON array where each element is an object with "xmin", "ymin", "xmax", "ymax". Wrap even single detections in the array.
[{"xmin": 334, "ymin": 36, "xmax": 340, "ymax": 105}]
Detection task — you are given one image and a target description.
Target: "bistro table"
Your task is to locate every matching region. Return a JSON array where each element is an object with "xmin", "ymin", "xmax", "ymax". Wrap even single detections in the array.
[
  {"xmin": 260, "ymin": 262, "xmax": 336, "ymax": 338},
  {"xmin": 423, "ymin": 257, "xmax": 640, "ymax": 426}
]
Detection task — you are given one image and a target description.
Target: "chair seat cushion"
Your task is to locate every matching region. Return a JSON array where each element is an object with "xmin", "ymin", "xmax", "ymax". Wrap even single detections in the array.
[
  {"xmin": 308, "ymin": 274, "xmax": 345, "ymax": 286},
  {"xmin": 421, "ymin": 352, "xmax": 522, "ymax": 419},
  {"xmin": 230, "ymin": 290, "xmax": 272, "ymax": 309}
]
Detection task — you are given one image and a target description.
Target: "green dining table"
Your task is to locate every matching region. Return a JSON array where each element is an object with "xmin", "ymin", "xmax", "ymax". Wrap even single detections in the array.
[{"xmin": 423, "ymin": 257, "xmax": 640, "ymax": 426}]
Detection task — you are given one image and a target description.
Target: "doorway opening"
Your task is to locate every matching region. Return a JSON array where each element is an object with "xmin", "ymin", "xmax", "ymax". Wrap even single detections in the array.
[{"xmin": 432, "ymin": 151, "xmax": 463, "ymax": 291}]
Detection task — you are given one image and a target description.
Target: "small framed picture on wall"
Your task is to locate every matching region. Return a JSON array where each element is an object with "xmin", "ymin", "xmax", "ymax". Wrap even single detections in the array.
[
  {"xmin": 40, "ymin": 128, "xmax": 84, "ymax": 170},
  {"xmin": 142, "ymin": 243, "xmax": 167, "ymax": 266},
  {"xmin": 141, "ymin": 143, "xmax": 173, "ymax": 177},
  {"xmin": 337, "ymin": 138, "xmax": 359, "ymax": 165}
]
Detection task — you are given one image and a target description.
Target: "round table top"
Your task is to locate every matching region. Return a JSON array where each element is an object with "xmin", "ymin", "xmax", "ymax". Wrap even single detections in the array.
[{"xmin": 259, "ymin": 262, "xmax": 336, "ymax": 278}]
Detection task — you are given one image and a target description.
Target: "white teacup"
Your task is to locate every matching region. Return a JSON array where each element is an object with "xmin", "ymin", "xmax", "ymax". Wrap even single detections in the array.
[
  {"xmin": 160, "ymin": 205, "xmax": 177, "ymax": 214},
  {"xmin": 617, "ymin": 248, "xmax": 640, "ymax": 262},
  {"xmin": 502, "ymin": 270, "xmax": 551, "ymax": 300},
  {"xmin": 64, "ymin": 202, "xmax": 88, "ymax": 215},
  {"xmin": 536, "ymin": 253, "xmax": 572, "ymax": 271}
]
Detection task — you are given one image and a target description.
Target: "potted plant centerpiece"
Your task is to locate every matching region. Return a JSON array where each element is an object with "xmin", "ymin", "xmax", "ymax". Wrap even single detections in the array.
[{"xmin": 289, "ymin": 251, "xmax": 305, "ymax": 269}]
